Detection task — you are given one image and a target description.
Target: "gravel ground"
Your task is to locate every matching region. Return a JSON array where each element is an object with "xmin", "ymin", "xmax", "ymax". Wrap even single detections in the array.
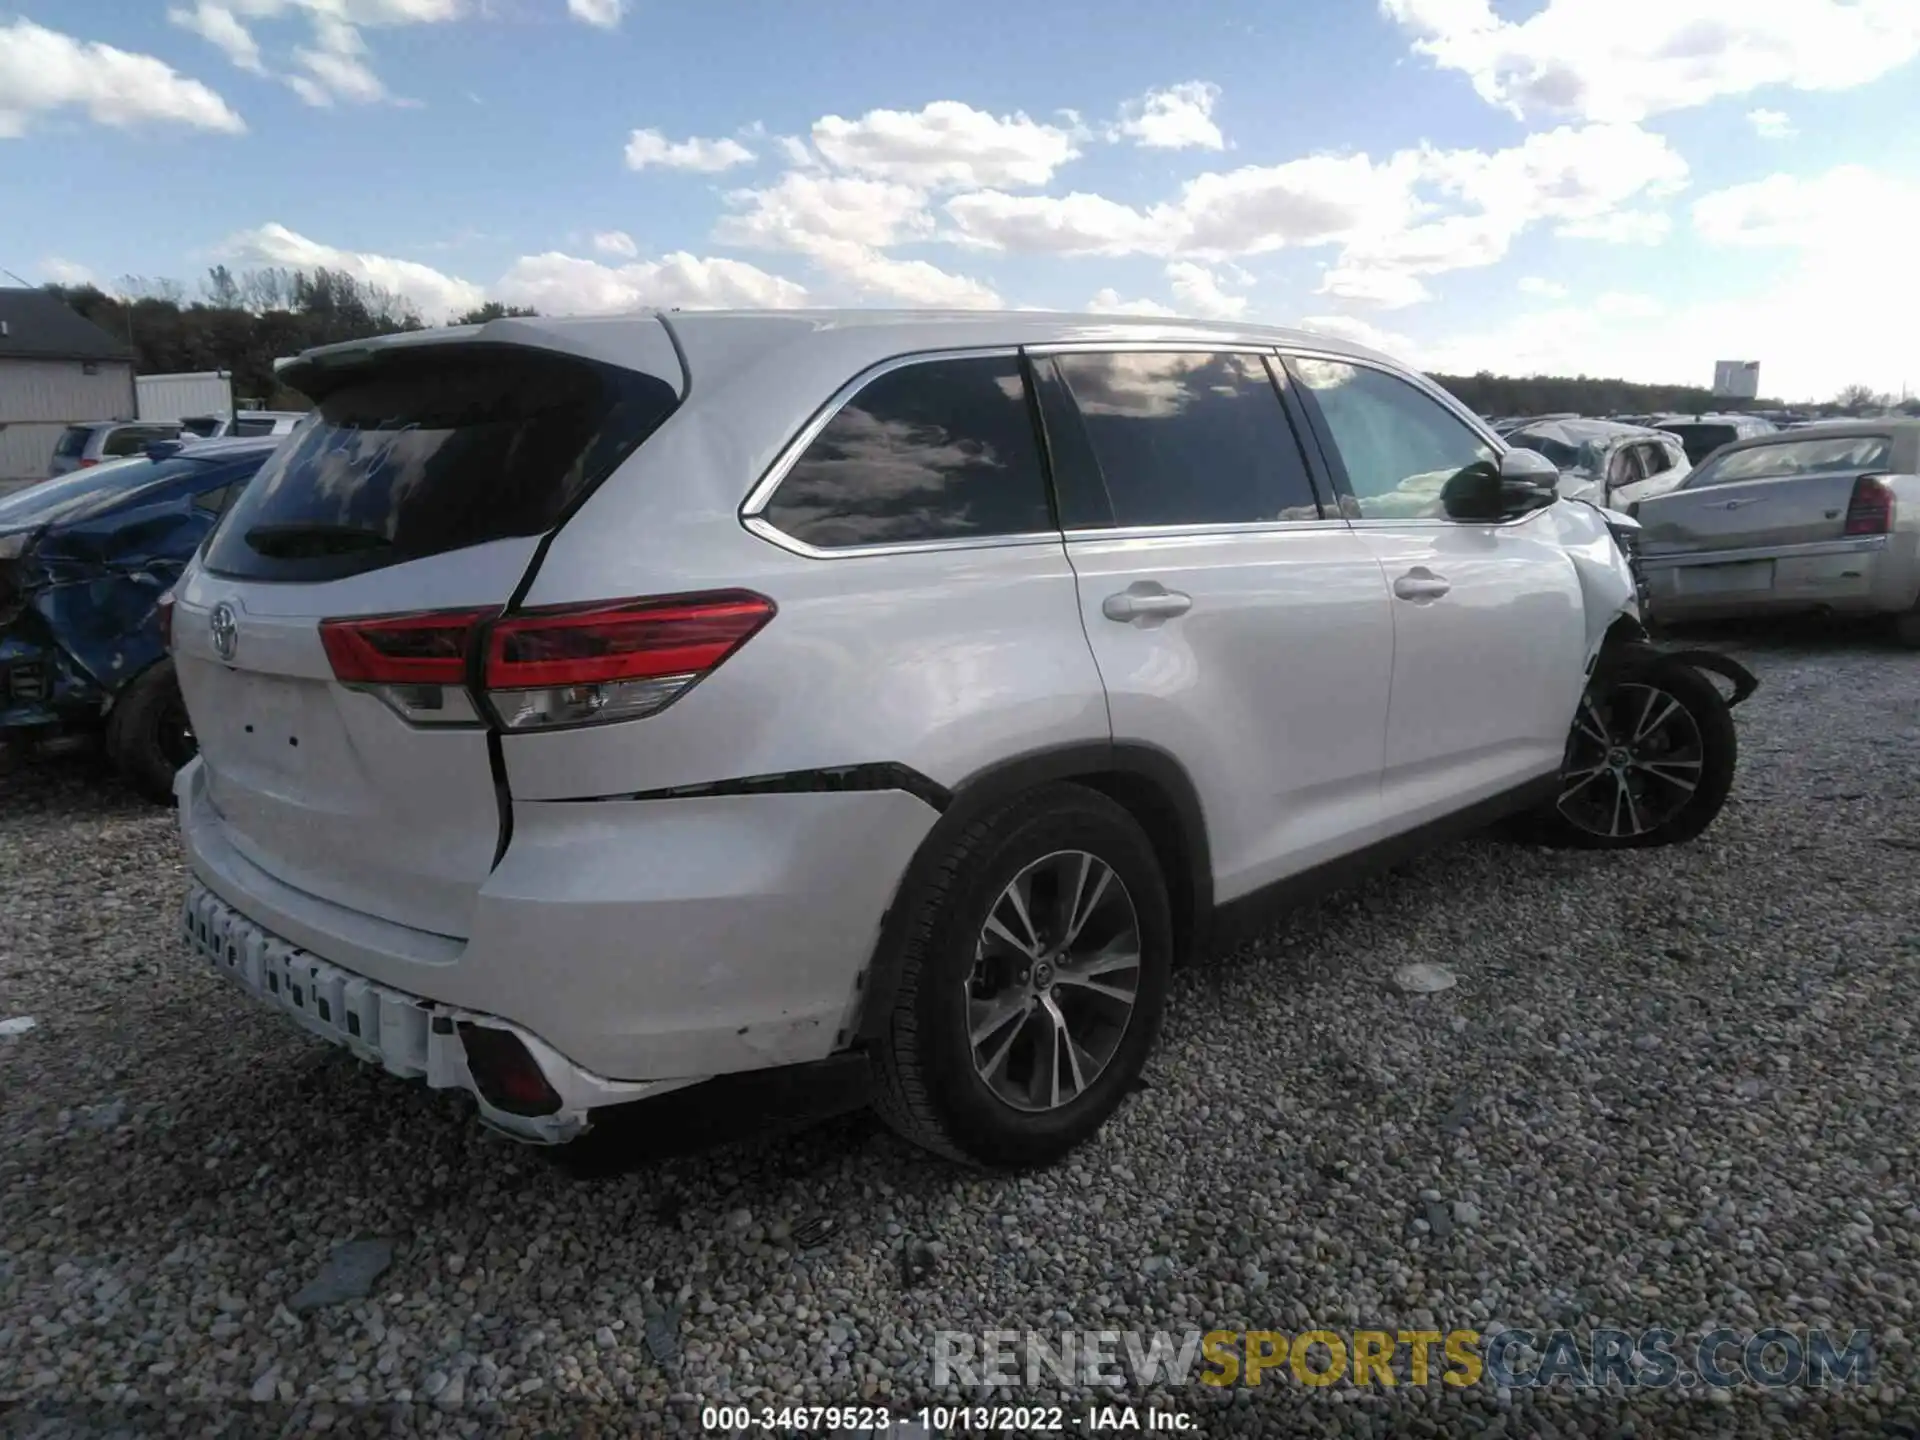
[{"xmin": 4, "ymin": 625, "xmax": 1920, "ymax": 1438}]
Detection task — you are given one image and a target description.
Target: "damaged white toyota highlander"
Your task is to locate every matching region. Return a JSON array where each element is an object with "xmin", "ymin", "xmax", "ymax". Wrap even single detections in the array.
[{"xmin": 167, "ymin": 310, "xmax": 1756, "ymax": 1169}]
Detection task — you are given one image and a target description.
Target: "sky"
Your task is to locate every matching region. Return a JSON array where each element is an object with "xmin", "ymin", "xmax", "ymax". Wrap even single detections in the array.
[{"xmin": 3, "ymin": 0, "xmax": 1920, "ymax": 402}]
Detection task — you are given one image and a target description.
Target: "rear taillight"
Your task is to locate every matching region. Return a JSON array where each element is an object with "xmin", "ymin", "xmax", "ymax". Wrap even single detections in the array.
[
  {"xmin": 77, "ymin": 458, "xmax": 98, "ymax": 469},
  {"xmin": 157, "ymin": 591, "xmax": 175, "ymax": 652},
  {"xmin": 319, "ymin": 608, "xmax": 496, "ymax": 726},
  {"xmin": 1845, "ymin": 475, "xmax": 1894, "ymax": 536},
  {"xmin": 482, "ymin": 590, "xmax": 774, "ymax": 731},
  {"xmin": 316, "ymin": 592, "xmax": 774, "ymax": 732}
]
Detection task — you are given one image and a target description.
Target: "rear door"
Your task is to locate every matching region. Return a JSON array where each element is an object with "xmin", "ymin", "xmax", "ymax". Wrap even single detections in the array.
[
  {"xmin": 172, "ymin": 333, "xmax": 684, "ymax": 938},
  {"xmin": 1283, "ymin": 353, "xmax": 1589, "ymax": 824},
  {"xmin": 1032, "ymin": 346, "xmax": 1394, "ymax": 902}
]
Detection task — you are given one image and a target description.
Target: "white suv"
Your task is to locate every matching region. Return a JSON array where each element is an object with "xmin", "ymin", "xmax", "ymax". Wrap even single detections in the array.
[{"xmin": 167, "ymin": 311, "xmax": 1750, "ymax": 1168}]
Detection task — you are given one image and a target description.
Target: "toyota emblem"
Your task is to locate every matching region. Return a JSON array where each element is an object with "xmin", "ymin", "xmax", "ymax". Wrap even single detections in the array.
[{"xmin": 209, "ymin": 602, "xmax": 238, "ymax": 662}]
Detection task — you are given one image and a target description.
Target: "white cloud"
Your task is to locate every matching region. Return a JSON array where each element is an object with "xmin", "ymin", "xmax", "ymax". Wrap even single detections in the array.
[
  {"xmin": 1518, "ymin": 276, "xmax": 1569, "ymax": 299},
  {"xmin": 779, "ymin": 236, "xmax": 1000, "ymax": 309},
  {"xmin": 0, "ymin": 17, "xmax": 246, "ymax": 137},
  {"xmin": 1414, "ymin": 178, "xmax": 1920, "ymax": 398},
  {"xmin": 1166, "ymin": 260, "xmax": 1248, "ymax": 319},
  {"xmin": 495, "ymin": 251, "xmax": 809, "ymax": 314},
  {"xmin": 290, "ymin": 15, "xmax": 386, "ymax": 104},
  {"xmin": 1295, "ymin": 314, "xmax": 1417, "ymax": 357},
  {"xmin": 1556, "ymin": 210, "xmax": 1672, "ymax": 244},
  {"xmin": 591, "ymin": 230, "xmax": 638, "ymax": 257},
  {"xmin": 1317, "ymin": 264, "xmax": 1432, "ymax": 309},
  {"xmin": 811, "ymin": 100, "xmax": 1080, "ymax": 189},
  {"xmin": 40, "ymin": 257, "xmax": 96, "ymax": 285},
  {"xmin": 1747, "ymin": 108, "xmax": 1795, "ymax": 139},
  {"xmin": 168, "ymin": 3, "xmax": 267, "ymax": 73},
  {"xmin": 946, "ymin": 121, "xmax": 1683, "ymax": 309},
  {"xmin": 567, "ymin": 0, "xmax": 623, "ymax": 27},
  {"xmin": 1113, "ymin": 81, "xmax": 1224, "ymax": 151},
  {"xmin": 1088, "ymin": 289, "xmax": 1178, "ymax": 317},
  {"xmin": 1693, "ymin": 164, "xmax": 1917, "ymax": 249},
  {"xmin": 944, "ymin": 190, "xmax": 1168, "ymax": 256},
  {"xmin": 623, "ymin": 127, "xmax": 756, "ymax": 173},
  {"xmin": 218, "ymin": 221, "xmax": 484, "ymax": 319},
  {"xmin": 1382, "ymin": 0, "xmax": 1920, "ymax": 124},
  {"xmin": 717, "ymin": 172, "xmax": 934, "ymax": 250}
]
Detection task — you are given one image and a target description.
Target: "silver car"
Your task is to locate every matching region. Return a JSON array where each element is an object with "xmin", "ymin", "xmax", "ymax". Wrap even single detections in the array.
[
  {"xmin": 1503, "ymin": 417, "xmax": 1691, "ymax": 508},
  {"xmin": 48, "ymin": 420, "xmax": 186, "ymax": 477},
  {"xmin": 1633, "ymin": 420, "xmax": 1920, "ymax": 645}
]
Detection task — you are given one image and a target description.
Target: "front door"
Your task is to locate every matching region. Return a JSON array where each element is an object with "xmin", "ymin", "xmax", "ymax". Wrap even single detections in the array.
[{"xmin": 1283, "ymin": 353, "xmax": 1589, "ymax": 830}]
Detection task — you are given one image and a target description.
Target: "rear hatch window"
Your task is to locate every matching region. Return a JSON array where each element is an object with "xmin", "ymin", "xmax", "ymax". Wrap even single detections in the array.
[
  {"xmin": 53, "ymin": 426, "xmax": 92, "ymax": 460},
  {"xmin": 203, "ymin": 345, "xmax": 680, "ymax": 583}
]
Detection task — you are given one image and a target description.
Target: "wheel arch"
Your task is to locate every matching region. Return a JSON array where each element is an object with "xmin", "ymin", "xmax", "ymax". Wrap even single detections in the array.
[{"xmin": 851, "ymin": 741, "xmax": 1212, "ymax": 1043}]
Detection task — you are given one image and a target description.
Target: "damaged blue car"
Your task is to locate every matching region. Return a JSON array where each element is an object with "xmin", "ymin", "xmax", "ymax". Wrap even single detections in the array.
[{"xmin": 0, "ymin": 437, "xmax": 278, "ymax": 802}]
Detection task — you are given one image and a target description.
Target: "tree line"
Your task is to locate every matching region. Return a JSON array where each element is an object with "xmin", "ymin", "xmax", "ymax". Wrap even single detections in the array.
[
  {"xmin": 41, "ymin": 271, "xmax": 1916, "ymax": 419},
  {"xmin": 46, "ymin": 268, "xmax": 531, "ymax": 409}
]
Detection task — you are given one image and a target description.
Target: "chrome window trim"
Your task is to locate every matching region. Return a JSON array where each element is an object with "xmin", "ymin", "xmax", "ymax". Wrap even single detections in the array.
[
  {"xmin": 1026, "ymin": 340, "xmax": 1284, "ymax": 358},
  {"xmin": 739, "ymin": 346, "xmax": 1030, "ymax": 559},
  {"xmin": 1063, "ymin": 518, "xmax": 1342, "ymax": 543},
  {"xmin": 742, "ymin": 515, "xmax": 1065, "ymax": 561},
  {"xmin": 742, "ymin": 340, "xmax": 1363, "ymax": 559}
]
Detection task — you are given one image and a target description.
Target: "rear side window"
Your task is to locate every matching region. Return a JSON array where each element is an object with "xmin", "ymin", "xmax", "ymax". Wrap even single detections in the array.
[
  {"xmin": 1046, "ymin": 352, "xmax": 1323, "ymax": 526},
  {"xmin": 230, "ymin": 415, "xmax": 285, "ymax": 437},
  {"xmin": 204, "ymin": 347, "xmax": 679, "ymax": 582},
  {"xmin": 54, "ymin": 426, "xmax": 92, "ymax": 459},
  {"xmin": 760, "ymin": 355, "xmax": 1052, "ymax": 549}
]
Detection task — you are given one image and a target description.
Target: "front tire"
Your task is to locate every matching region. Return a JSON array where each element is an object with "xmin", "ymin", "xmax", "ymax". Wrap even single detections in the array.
[
  {"xmin": 870, "ymin": 783, "xmax": 1172, "ymax": 1169},
  {"xmin": 105, "ymin": 659, "xmax": 195, "ymax": 806},
  {"xmin": 1529, "ymin": 651, "xmax": 1738, "ymax": 849}
]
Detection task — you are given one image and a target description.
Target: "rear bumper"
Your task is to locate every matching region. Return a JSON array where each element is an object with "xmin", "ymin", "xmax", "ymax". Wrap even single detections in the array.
[
  {"xmin": 175, "ymin": 756, "xmax": 940, "ymax": 1087},
  {"xmin": 1643, "ymin": 532, "xmax": 1920, "ymax": 618},
  {"xmin": 182, "ymin": 882, "xmax": 693, "ymax": 1143}
]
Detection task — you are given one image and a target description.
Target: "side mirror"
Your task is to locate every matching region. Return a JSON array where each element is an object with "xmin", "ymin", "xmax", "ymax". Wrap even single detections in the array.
[{"xmin": 1440, "ymin": 448, "xmax": 1561, "ymax": 522}]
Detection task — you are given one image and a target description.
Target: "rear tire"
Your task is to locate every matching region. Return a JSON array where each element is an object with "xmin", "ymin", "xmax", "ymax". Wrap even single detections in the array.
[
  {"xmin": 105, "ymin": 659, "xmax": 195, "ymax": 806},
  {"xmin": 1893, "ymin": 603, "xmax": 1920, "ymax": 649},
  {"xmin": 1527, "ymin": 651, "xmax": 1737, "ymax": 850},
  {"xmin": 869, "ymin": 783, "xmax": 1171, "ymax": 1169}
]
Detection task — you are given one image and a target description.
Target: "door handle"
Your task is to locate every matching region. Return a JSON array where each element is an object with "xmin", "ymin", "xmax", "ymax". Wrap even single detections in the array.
[
  {"xmin": 1722, "ymin": 498, "xmax": 1762, "ymax": 509},
  {"xmin": 1102, "ymin": 583, "xmax": 1192, "ymax": 624},
  {"xmin": 1392, "ymin": 569, "xmax": 1451, "ymax": 603}
]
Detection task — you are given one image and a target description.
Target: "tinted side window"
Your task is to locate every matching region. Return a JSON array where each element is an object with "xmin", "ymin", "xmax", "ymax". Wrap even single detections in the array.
[
  {"xmin": 762, "ymin": 355, "xmax": 1052, "ymax": 549},
  {"xmin": 1051, "ymin": 351, "xmax": 1322, "ymax": 526},
  {"xmin": 1286, "ymin": 358, "xmax": 1495, "ymax": 521}
]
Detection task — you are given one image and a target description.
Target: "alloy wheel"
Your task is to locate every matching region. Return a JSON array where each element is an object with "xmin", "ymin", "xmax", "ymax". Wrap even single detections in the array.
[
  {"xmin": 963, "ymin": 849, "xmax": 1142, "ymax": 1113},
  {"xmin": 1557, "ymin": 682, "xmax": 1704, "ymax": 839}
]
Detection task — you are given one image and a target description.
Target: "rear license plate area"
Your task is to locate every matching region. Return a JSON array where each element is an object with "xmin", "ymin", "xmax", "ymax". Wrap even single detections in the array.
[{"xmin": 1677, "ymin": 559, "xmax": 1774, "ymax": 596}]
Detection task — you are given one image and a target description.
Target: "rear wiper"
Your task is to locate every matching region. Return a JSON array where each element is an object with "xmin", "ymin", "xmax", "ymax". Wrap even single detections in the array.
[{"xmin": 244, "ymin": 522, "xmax": 394, "ymax": 559}]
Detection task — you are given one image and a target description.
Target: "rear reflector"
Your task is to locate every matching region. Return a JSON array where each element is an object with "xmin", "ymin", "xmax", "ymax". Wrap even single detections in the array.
[
  {"xmin": 483, "ymin": 590, "xmax": 774, "ymax": 730},
  {"xmin": 319, "ymin": 608, "xmax": 496, "ymax": 685},
  {"xmin": 457, "ymin": 1023, "xmax": 561, "ymax": 1117},
  {"xmin": 1845, "ymin": 475, "xmax": 1894, "ymax": 536}
]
